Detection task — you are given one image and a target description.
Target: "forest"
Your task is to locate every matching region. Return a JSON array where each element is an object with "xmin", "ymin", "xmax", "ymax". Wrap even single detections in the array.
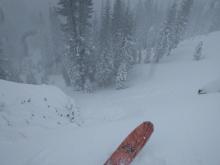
[{"xmin": 0, "ymin": 0, "xmax": 219, "ymax": 92}]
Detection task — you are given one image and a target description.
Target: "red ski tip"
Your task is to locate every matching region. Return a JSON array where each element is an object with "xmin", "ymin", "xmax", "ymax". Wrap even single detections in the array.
[{"xmin": 104, "ymin": 121, "xmax": 154, "ymax": 165}]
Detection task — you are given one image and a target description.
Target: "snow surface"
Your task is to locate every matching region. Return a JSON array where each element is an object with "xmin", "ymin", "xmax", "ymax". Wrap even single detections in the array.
[
  {"xmin": 0, "ymin": 80, "xmax": 81, "ymax": 138},
  {"xmin": 1, "ymin": 31, "xmax": 220, "ymax": 165},
  {"xmin": 199, "ymin": 78, "xmax": 220, "ymax": 94}
]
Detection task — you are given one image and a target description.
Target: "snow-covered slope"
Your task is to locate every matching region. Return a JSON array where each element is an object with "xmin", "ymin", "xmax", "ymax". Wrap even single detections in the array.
[
  {"xmin": 1, "ymin": 31, "xmax": 220, "ymax": 165},
  {"xmin": 0, "ymin": 80, "xmax": 81, "ymax": 129}
]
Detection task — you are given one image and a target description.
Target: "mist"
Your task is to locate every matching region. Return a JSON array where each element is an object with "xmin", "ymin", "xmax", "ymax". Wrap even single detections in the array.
[
  {"xmin": 0, "ymin": 0, "xmax": 220, "ymax": 164},
  {"xmin": 0, "ymin": 0, "xmax": 219, "ymax": 86}
]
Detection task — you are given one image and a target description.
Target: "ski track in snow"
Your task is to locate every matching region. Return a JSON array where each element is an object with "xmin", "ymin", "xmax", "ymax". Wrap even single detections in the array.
[{"xmin": 0, "ymin": 32, "xmax": 220, "ymax": 165}]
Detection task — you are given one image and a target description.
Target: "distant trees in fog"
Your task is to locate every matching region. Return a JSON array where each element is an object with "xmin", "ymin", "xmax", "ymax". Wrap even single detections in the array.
[{"xmin": 0, "ymin": 0, "xmax": 219, "ymax": 92}]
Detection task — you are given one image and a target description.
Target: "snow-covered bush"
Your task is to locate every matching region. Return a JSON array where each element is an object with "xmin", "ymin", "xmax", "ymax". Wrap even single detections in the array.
[
  {"xmin": 116, "ymin": 63, "xmax": 128, "ymax": 90},
  {"xmin": 193, "ymin": 41, "xmax": 204, "ymax": 61}
]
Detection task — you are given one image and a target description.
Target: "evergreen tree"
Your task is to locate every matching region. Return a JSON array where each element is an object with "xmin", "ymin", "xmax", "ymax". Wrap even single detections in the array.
[
  {"xmin": 174, "ymin": 0, "xmax": 194, "ymax": 46},
  {"xmin": 0, "ymin": 39, "xmax": 14, "ymax": 81},
  {"xmin": 116, "ymin": 62, "xmax": 127, "ymax": 89},
  {"xmin": 123, "ymin": 1, "xmax": 134, "ymax": 40},
  {"xmin": 166, "ymin": 3, "xmax": 178, "ymax": 51},
  {"xmin": 135, "ymin": 0, "xmax": 147, "ymax": 52},
  {"xmin": 154, "ymin": 0, "xmax": 193, "ymax": 62},
  {"xmin": 57, "ymin": 0, "xmax": 94, "ymax": 91},
  {"xmin": 0, "ymin": 8, "xmax": 10, "ymax": 80},
  {"xmin": 112, "ymin": 0, "xmax": 124, "ymax": 69},
  {"xmin": 193, "ymin": 41, "xmax": 203, "ymax": 61},
  {"xmin": 154, "ymin": 3, "xmax": 178, "ymax": 62},
  {"xmin": 135, "ymin": 0, "xmax": 160, "ymax": 50},
  {"xmin": 112, "ymin": 0, "xmax": 135, "ymax": 89},
  {"xmin": 210, "ymin": 1, "xmax": 220, "ymax": 32},
  {"xmin": 0, "ymin": 39, "xmax": 7, "ymax": 79},
  {"xmin": 96, "ymin": 0, "xmax": 114, "ymax": 87}
]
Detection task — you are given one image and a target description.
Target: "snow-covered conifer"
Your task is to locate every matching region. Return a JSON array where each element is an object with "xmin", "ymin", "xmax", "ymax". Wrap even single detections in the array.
[
  {"xmin": 174, "ymin": 0, "xmax": 194, "ymax": 46},
  {"xmin": 193, "ymin": 41, "xmax": 203, "ymax": 61},
  {"xmin": 0, "ymin": 39, "xmax": 7, "ymax": 80},
  {"xmin": 116, "ymin": 62, "xmax": 128, "ymax": 90},
  {"xmin": 112, "ymin": 0, "xmax": 135, "ymax": 89},
  {"xmin": 57, "ymin": 0, "xmax": 94, "ymax": 91},
  {"xmin": 95, "ymin": 0, "xmax": 115, "ymax": 87},
  {"xmin": 210, "ymin": 1, "xmax": 220, "ymax": 32},
  {"xmin": 154, "ymin": 3, "xmax": 178, "ymax": 62}
]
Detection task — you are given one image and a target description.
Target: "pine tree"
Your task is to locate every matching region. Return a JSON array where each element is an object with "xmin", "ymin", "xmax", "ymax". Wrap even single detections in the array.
[
  {"xmin": 116, "ymin": 62, "xmax": 127, "ymax": 89},
  {"xmin": 0, "ymin": 39, "xmax": 7, "ymax": 79},
  {"xmin": 57, "ymin": 0, "xmax": 94, "ymax": 91},
  {"xmin": 154, "ymin": 0, "xmax": 193, "ymax": 63},
  {"xmin": 166, "ymin": 3, "xmax": 178, "ymax": 52},
  {"xmin": 0, "ymin": 39, "xmax": 14, "ymax": 81},
  {"xmin": 174, "ymin": 0, "xmax": 194, "ymax": 46},
  {"xmin": 135, "ymin": 0, "xmax": 147, "ymax": 51},
  {"xmin": 115, "ymin": 37, "xmax": 134, "ymax": 89},
  {"xmin": 210, "ymin": 1, "xmax": 220, "ymax": 32},
  {"xmin": 154, "ymin": 3, "xmax": 178, "ymax": 62},
  {"xmin": 154, "ymin": 28, "xmax": 168, "ymax": 63},
  {"xmin": 112, "ymin": 0, "xmax": 124, "ymax": 69},
  {"xmin": 123, "ymin": 1, "xmax": 134, "ymax": 40},
  {"xmin": 0, "ymin": 8, "xmax": 9, "ymax": 80},
  {"xmin": 135, "ymin": 0, "xmax": 160, "ymax": 49},
  {"xmin": 112, "ymin": 0, "xmax": 135, "ymax": 89},
  {"xmin": 95, "ymin": 0, "xmax": 114, "ymax": 87},
  {"xmin": 112, "ymin": 0, "xmax": 125, "ymax": 88}
]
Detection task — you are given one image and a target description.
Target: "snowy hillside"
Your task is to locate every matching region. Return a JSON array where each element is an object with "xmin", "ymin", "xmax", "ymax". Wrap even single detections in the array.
[
  {"xmin": 0, "ymin": 80, "xmax": 81, "ymax": 129},
  {"xmin": 1, "ymin": 31, "xmax": 220, "ymax": 165}
]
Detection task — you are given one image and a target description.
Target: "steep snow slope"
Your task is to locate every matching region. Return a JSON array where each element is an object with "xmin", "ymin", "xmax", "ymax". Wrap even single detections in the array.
[
  {"xmin": 0, "ymin": 31, "xmax": 220, "ymax": 165},
  {"xmin": 0, "ymin": 80, "xmax": 82, "ymax": 165}
]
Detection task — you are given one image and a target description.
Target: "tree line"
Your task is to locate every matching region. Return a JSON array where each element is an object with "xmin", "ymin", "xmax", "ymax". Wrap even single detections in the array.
[{"xmin": 0, "ymin": 0, "xmax": 220, "ymax": 92}]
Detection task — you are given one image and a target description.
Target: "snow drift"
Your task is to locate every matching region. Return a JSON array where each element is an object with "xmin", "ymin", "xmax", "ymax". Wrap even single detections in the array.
[{"xmin": 0, "ymin": 80, "xmax": 81, "ymax": 128}]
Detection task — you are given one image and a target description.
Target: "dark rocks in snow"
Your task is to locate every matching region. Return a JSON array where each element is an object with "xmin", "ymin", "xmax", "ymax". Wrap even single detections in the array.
[
  {"xmin": 21, "ymin": 98, "xmax": 31, "ymax": 104},
  {"xmin": 198, "ymin": 89, "xmax": 207, "ymax": 95}
]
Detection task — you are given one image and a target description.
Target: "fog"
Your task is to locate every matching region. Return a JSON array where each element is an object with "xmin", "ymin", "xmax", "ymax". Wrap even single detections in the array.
[{"xmin": 0, "ymin": 0, "xmax": 218, "ymax": 87}]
